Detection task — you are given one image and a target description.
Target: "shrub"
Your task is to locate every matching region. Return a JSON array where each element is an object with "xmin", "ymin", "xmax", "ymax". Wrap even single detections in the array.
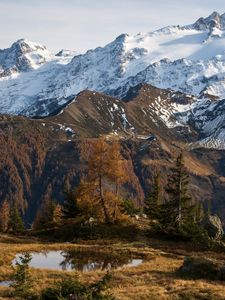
[
  {"xmin": 40, "ymin": 273, "xmax": 115, "ymax": 300},
  {"xmin": 11, "ymin": 252, "xmax": 33, "ymax": 298},
  {"xmin": 122, "ymin": 199, "xmax": 139, "ymax": 216},
  {"xmin": 179, "ymin": 256, "xmax": 225, "ymax": 281}
]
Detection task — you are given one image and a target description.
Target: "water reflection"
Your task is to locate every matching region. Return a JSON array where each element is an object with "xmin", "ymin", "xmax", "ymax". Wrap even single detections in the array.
[
  {"xmin": 0, "ymin": 281, "xmax": 12, "ymax": 287},
  {"xmin": 13, "ymin": 250, "xmax": 143, "ymax": 272},
  {"xmin": 59, "ymin": 250, "xmax": 142, "ymax": 271}
]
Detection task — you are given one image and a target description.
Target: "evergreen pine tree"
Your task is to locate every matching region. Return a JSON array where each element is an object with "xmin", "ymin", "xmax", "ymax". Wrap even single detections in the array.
[
  {"xmin": 145, "ymin": 173, "xmax": 162, "ymax": 220},
  {"xmin": 11, "ymin": 252, "xmax": 33, "ymax": 297},
  {"xmin": 33, "ymin": 198, "xmax": 56, "ymax": 230},
  {"xmin": 165, "ymin": 153, "xmax": 193, "ymax": 229},
  {"xmin": 61, "ymin": 190, "xmax": 80, "ymax": 219},
  {"xmin": 143, "ymin": 154, "xmax": 211, "ymax": 242},
  {"xmin": 9, "ymin": 203, "xmax": 25, "ymax": 234}
]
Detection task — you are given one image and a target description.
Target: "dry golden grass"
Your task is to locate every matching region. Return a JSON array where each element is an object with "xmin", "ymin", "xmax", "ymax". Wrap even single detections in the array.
[
  {"xmin": 184, "ymin": 155, "xmax": 213, "ymax": 176},
  {"xmin": 0, "ymin": 234, "xmax": 225, "ymax": 299},
  {"xmin": 141, "ymin": 159, "xmax": 171, "ymax": 168},
  {"xmin": 219, "ymin": 176, "xmax": 225, "ymax": 183}
]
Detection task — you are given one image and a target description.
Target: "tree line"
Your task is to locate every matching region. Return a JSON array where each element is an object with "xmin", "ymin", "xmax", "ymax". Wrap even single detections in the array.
[
  {"xmin": 0, "ymin": 138, "xmax": 214, "ymax": 242},
  {"xmin": 33, "ymin": 137, "xmax": 128, "ymax": 230},
  {"xmin": 0, "ymin": 201, "xmax": 24, "ymax": 234}
]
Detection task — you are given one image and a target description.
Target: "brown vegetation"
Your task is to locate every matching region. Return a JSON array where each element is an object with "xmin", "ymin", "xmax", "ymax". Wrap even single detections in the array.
[
  {"xmin": 77, "ymin": 138, "xmax": 127, "ymax": 223},
  {"xmin": 0, "ymin": 233, "xmax": 225, "ymax": 299}
]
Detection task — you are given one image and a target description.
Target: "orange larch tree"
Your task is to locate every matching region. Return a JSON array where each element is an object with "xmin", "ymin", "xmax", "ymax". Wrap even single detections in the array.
[
  {"xmin": 0, "ymin": 199, "xmax": 10, "ymax": 232},
  {"xmin": 77, "ymin": 137, "xmax": 127, "ymax": 223}
]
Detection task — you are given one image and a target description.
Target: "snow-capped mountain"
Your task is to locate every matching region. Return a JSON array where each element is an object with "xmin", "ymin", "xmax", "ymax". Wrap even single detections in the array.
[
  {"xmin": 0, "ymin": 39, "xmax": 75, "ymax": 115},
  {"xmin": 174, "ymin": 97, "xmax": 225, "ymax": 149},
  {"xmin": 0, "ymin": 39, "xmax": 52, "ymax": 77},
  {"xmin": 1, "ymin": 11, "xmax": 225, "ymax": 147},
  {"xmin": 189, "ymin": 11, "xmax": 225, "ymax": 31}
]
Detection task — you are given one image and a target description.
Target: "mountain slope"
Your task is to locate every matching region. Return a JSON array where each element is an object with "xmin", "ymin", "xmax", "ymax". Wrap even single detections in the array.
[
  {"xmin": 1, "ymin": 86, "xmax": 225, "ymax": 225},
  {"xmin": 0, "ymin": 39, "xmax": 74, "ymax": 115},
  {"xmin": 1, "ymin": 12, "xmax": 225, "ymax": 116},
  {"xmin": 0, "ymin": 39, "xmax": 52, "ymax": 76}
]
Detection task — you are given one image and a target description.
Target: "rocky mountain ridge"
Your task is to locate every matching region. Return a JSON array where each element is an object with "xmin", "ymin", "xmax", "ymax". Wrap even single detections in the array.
[
  {"xmin": 1, "ymin": 12, "xmax": 225, "ymax": 120},
  {"xmin": 1, "ymin": 12, "xmax": 225, "ymax": 223},
  {"xmin": 1, "ymin": 84, "xmax": 225, "ymax": 225}
]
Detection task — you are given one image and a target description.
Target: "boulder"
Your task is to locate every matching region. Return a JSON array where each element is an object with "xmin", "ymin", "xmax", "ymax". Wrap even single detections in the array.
[
  {"xmin": 179, "ymin": 256, "xmax": 225, "ymax": 280},
  {"xmin": 134, "ymin": 214, "xmax": 140, "ymax": 220},
  {"xmin": 201, "ymin": 214, "xmax": 224, "ymax": 240},
  {"xmin": 141, "ymin": 214, "xmax": 148, "ymax": 219}
]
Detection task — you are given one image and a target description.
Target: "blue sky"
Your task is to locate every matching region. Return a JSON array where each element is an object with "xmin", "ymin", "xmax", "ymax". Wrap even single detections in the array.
[{"xmin": 1, "ymin": 0, "xmax": 225, "ymax": 53}]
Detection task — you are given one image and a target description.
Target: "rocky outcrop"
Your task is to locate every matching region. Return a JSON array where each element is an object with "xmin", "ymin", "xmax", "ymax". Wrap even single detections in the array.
[
  {"xmin": 192, "ymin": 11, "xmax": 225, "ymax": 31},
  {"xmin": 179, "ymin": 256, "xmax": 225, "ymax": 280},
  {"xmin": 201, "ymin": 215, "xmax": 224, "ymax": 240}
]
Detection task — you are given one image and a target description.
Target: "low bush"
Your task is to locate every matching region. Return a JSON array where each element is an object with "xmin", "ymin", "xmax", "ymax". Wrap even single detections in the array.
[{"xmin": 40, "ymin": 273, "xmax": 115, "ymax": 300}]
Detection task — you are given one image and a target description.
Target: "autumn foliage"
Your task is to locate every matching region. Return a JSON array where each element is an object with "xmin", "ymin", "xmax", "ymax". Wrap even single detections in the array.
[
  {"xmin": 77, "ymin": 138, "xmax": 127, "ymax": 223},
  {"xmin": 0, "ymin": 199, "xmax": 10, "ymax": 232}
]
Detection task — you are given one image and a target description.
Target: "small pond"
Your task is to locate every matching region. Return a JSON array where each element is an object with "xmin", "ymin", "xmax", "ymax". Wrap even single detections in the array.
[
  {"xmin": 13, "ymin": 250, "xmax": 144, "ymax": 272},
  {"xmin": 0, "ymin": 281, "xmax": 12, "ymax": 287}
]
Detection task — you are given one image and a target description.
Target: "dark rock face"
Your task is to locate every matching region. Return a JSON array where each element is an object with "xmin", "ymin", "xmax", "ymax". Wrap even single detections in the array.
[
  {"xmin": 192, "ymin": 12, "xmax": 225, "ymax": 31},
  {"xmin": 179, "ymin": 256, "xmax": 225, "ymax": 281},
  {"xmin": 201, "ymin": 215, "xmax": 224, "ymax": 240}
]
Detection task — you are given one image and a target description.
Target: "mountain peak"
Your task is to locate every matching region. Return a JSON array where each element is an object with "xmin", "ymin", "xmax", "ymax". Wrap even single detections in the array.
[
  {"xmin": 115, "ymin": 33, "xmax": 129, "ymax": 43},
  {"xmin": 208, "ymin": 11, "xmax": 221, "ymax": 19},
  {"xmin": 0, "ymin": 39, "xmax": 51, "ymax": 77},
  {"xmin": 1, "ymin": 12, "xmax": 225, "ymax": 117},
  {"xmin": 11, "ymin": 38, "xmax": 47, "ymax": 54},
  {"xmin": 192, "ymin": 11, "xmax": 225, "ymax": 31}
]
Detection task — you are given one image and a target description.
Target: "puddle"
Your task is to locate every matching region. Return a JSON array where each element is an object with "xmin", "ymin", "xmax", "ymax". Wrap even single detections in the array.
[
  {"xmin": 13, "ymin": 250, "xmax": 144, "ymax": 272},
  {"xmin": 0, "ymin": 281, "xmax": 12, "ymax": 287}
]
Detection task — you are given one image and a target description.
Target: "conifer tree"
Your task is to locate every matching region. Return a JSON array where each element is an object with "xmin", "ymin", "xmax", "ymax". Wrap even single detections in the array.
[
  {"xmin": 144, "ymin": 154, "xmax": 210, "ymax": 241},
  {"xmin": 0, "ymin": 200, "xmax": 10, "ymax": 232},
  {"xmin": 165, "ymin": 153, "xmax": 193, "ymax": 228},
  {"xmin": 106, "ymin": 141, "xmax": 127, "ymax": 196},
  {"xmin": 87, "ymin": 138, "xmax": 114, "ymax": 223},
  {"xmin": 9, "ymin": 203, "xmax": 25, "ymax": 234},
  {"xmin": 145, "ymin": 173, "xmax": 162, "ymax": 220},
  {"xmin": 33, "ymin": 198, "xmax": 55, "ymax": 230},
  {"xmin": 61, "ymin": 190, "xmax": 80, "ymax": 219},
  {"xmin": 77, "ymin": 138, "xmax": 126, "ymax": 223},
  {"xmin": 11, "ymin": 252, "xmax": 33, "ymax": 297}
]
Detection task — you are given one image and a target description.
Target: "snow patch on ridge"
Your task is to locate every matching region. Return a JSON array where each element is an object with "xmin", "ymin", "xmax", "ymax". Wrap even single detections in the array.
[{"xmin": 1, "ymin": 12, "xmax": 225, "ymax": 120}]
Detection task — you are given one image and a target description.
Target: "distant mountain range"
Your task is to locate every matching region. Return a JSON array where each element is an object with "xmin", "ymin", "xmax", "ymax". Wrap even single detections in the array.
[
  {"xmin": 0, "ymin": 12, "xmax": 225, "ymax": 115},
  {"xmin": 2, "ymin": 83, "xmax": 225, "ymax": 225},
  {"xmin": 1, "ymin": 12, "xmax": 225, "ymax": 149},
  {"xmin": 2, "ymin": 12, "xmax": 225, "ymax": 224}
]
